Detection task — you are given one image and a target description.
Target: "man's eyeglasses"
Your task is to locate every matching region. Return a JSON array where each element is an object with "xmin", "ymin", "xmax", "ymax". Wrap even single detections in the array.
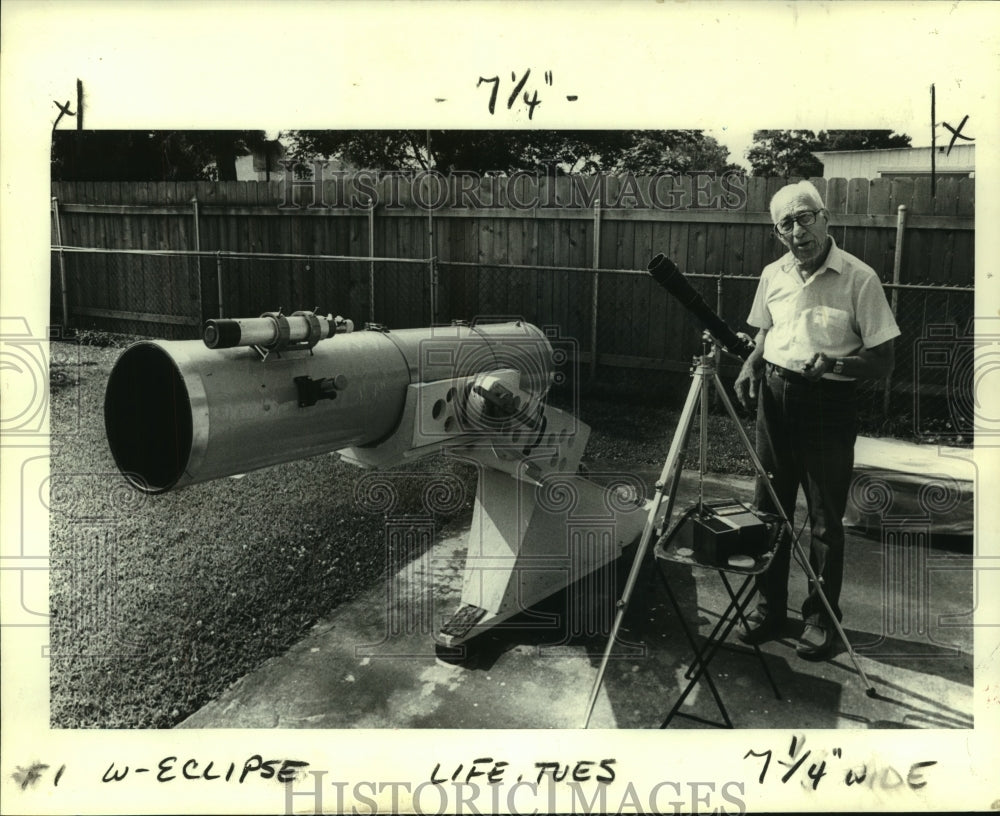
[{"xmin": 773, "ymin": 209, "xmax": 822, "ymax": 236}]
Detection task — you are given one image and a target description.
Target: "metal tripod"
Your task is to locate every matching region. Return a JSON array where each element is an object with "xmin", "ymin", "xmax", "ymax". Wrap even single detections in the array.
[{"xmin": 582, "ymin": 333, "xmax": 877, "ymax": 728}]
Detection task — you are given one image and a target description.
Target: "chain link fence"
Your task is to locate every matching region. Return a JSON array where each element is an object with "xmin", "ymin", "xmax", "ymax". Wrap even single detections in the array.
[
  {"xmin": 50, "ymin": 247, "xmax": 434, "ymax": 339},
  {"xmin": 51, "ymin": 246, "xmax": 973, "ymax": 437},
  {"xmin": 51, "ymin": 247, "xmax": 204, "ymax": 340},
  {"xmin": 436, "ymin": 261, "xmax": 596, "ymax": 343},
  {"xmin": 211, "ymin": 253, "xmax": 432, "ymax": 330}
]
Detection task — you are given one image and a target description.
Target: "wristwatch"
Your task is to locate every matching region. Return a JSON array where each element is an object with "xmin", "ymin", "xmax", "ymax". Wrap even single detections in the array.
[{"xmin": 832, "ymin": 358, "xmax": 845, "ymax": 376}]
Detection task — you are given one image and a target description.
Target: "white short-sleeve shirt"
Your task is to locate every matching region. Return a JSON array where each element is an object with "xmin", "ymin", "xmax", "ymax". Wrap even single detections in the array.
[{"xmin": 747, "ymin": 237, "xmax": 901, "ymax": 380}]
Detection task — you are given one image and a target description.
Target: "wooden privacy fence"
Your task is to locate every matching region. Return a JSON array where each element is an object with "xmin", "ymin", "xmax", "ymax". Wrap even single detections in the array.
[{"xmin": 50, "ymin": 174, "xmax": 974, "ymax": 388}]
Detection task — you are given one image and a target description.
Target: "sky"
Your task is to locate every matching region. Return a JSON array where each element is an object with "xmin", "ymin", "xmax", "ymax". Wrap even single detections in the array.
[{"xmin": 711, "ymin": 127, "xmax": 759, "ymax": 169}]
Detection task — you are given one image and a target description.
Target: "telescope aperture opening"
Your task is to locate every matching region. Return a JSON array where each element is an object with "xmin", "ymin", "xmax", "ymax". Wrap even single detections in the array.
[{"xmin": 104, "ymin": 342, "xmax": 194, "ymax": 494}]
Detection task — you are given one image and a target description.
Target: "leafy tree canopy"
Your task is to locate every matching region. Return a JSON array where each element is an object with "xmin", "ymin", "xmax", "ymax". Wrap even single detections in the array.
[
  {"xmin": 52, "ymin": 129, "xmax": 744, "ymax": 180},
  {"xmin": 747, "ymin": 129, "xmax": 912, "ymax": 178},
  {"xmin": 51, "ymin": 130, "xmax": 270, "ymax": 181},
  {"xmin": 613, "ymin": 131, "xmax": 740, "ymax": 175},
  {"xmin": 285, "ymin": 130, "xmax": 740, "ymax": 176}
]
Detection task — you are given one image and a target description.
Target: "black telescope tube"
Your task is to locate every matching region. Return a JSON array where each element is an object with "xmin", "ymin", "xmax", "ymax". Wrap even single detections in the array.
[{"xmin": 647, "ymin": 253, "xmax": 755, "ymax": 361}]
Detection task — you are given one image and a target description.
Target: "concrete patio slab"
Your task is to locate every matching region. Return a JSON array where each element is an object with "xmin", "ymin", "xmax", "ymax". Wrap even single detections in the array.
[{"xmin": 180, "ymin": 466, "xmax": 973, "ymax": 732}]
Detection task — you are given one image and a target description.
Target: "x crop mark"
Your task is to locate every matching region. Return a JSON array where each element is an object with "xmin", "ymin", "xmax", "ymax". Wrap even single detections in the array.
[{"xmin": 942, "ymin": 115, "xmax": 974, "ymax": 155}]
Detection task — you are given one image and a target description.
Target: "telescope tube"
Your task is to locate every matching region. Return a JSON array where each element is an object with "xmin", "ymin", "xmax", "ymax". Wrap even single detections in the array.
[
  {"xmin": 647, "ymin": 254, "xmax": 754, "ymax": 361},
  {"xmin": 104, "ymin": 321, "xmax": 554, "ymax": 494}
]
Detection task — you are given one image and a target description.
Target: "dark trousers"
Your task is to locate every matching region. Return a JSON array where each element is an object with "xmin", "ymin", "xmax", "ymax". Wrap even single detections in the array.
[{"xmin": 753, "ymin": 364, "xmax": 858, "ymax": 624}]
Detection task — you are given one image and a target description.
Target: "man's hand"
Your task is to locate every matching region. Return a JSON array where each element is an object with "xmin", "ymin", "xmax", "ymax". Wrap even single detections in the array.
[
  {"xmin": 801, "ymin": 352, "xmax": 832, "ymax": 382},
  {"xmin": 800, "ymin": 342, "xmax": 895, "ymax": 382},
  {"xmin": 735, "ymin": 357, "xmax": 763, "ymax": 410}
]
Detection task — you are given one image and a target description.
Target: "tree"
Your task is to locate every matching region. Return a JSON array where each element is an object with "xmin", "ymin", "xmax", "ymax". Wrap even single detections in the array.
[
  {"xmin": 53, "ymin": 129, "xmax": 746, "ymax": 181},
  {"xmin": 747, "ymin": 129, "xmax": 913, "ymax": 177},
  {"xmin": 611, "ymin": 130, "xmax": 740, "ymax": 175},
  {"xmin": 285, "ymin": 130, "xmax": 739, "ymax": 176},
  {"xmin": 286, "ymin": 130, "xmax": 591, "ymax": 175},
  {"xmin": 746, "ymin": 130, "xmax": 823, "ymax": 178},
  {"xmin": 207, "ymin": 131, "xmax": 272, "ymax": 181},
  {"xmin": 51, "ymin": 130, "xmax": 270, "ymax": 181},
  {"xmin": 287, "ymin": 131, "xmax": 430, "ymax": 172},
  {"xmin": 819, "ymin": 130, "xmax": 912, "ymax": 152}
]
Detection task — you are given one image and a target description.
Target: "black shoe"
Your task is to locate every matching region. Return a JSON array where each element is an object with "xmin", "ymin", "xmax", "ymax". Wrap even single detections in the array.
[
  {"xmin": 738, "ymin": 609, "xmax": 786, "ymax": 645},
  {"xmin": 796, "ymin": 615, "xmax": 835, "ymax": 661}
]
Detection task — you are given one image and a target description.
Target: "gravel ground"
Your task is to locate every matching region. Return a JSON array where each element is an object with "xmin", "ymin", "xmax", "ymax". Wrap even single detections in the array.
[{"xmin": 44, "ymin": 336, "xmax": 761, "ymax": 729}]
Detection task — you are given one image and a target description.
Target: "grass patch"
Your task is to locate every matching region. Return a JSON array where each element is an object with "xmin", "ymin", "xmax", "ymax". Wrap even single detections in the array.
[
  {"xmin": 577, "ymin": 389, "xmax": 759, "ymax": 477},
  {"xmin": 49, "ymin": 448, "xmax": 478, "ymax": 728}
]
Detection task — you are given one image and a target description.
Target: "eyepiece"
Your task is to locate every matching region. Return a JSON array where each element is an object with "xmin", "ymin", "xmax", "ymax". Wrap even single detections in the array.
[{"xmin": 203, "ymin": 319, "xmax": 244, "ymax": 349}]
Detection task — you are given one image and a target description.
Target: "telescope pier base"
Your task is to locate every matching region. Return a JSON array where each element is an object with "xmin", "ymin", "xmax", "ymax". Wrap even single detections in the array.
[{"xmin": 436, "ymin": 467, "xmax": 648, "ymax": 649}]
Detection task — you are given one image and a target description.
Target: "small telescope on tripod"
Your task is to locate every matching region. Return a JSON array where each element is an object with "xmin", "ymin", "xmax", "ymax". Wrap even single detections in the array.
[
  {"xmin": 583, "ymin": 254, "xmax": 877, "ymax": 726},
  {"xmin": 645, "ymin": 254, "xmax": 771, "ymax": 566}
]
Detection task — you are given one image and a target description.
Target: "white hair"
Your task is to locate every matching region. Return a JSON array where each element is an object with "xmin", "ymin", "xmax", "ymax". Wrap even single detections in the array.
[{"xmin": 769, "ymin": 180, "xmax": 826, "ymax": 222}]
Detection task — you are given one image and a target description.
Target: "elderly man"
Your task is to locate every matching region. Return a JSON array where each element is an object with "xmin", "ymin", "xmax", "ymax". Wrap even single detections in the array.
[{"xmin": 734, "ymin": 180, "xmax": 900, "ymax": 660}]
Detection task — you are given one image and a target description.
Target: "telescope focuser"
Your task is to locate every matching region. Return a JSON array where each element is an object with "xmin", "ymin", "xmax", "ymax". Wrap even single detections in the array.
[
  {"xmin": 295, "ymin": 374, "xmax": 349, "ymax": 408},
  {"xmin": 203, "ymin": 310, "xmax": 353, "ymax": 356}
]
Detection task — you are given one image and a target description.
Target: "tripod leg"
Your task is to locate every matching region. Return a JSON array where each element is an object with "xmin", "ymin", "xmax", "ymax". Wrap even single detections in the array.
[
  {"xmin": 581, "ymin": 369, "xmax": 704, "ymax": 728},
  {"xmin": 712, "ymin": 373, "xmax": 877, "ymax": 696}
]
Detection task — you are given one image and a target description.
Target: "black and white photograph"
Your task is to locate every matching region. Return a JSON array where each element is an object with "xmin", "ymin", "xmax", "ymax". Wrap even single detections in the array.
[{"xmin": 2, "ymin": 2, "xmax": 998, "ymax": 814}]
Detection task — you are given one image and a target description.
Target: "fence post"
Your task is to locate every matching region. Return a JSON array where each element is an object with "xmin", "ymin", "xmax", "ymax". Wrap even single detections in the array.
[
  {"xmin": 930, "ymin": 84, "xmax": 936, "ymax": 199},
  {"xmin": 191, "ymin": 196, "xmax": 204, "ymax": 324},
  {"xmin": 884, "ymin": 204, "xmax": 907, "ymax": 414},
  {"xmin": 368, "ymin": 196, "xmax": 375, "ymax": 324},
  {"xmin": 889, "ymin": 205, "xmax": 906, "ymax": 319},
  {"xmin": 215, "ymin": 252, "xmax": 225, "ymax": 318},
  {"xmin": 427, "ymin": 193, "xmax": 437, "ymax": 325},
  {"xmin": 590, "ymin": 198, "xmax": 601, "ymax": 380},
  {"xmin": 714, "ymin": 270, "xmax": 725, "ymax": 408},
  {"xmin": 51, "ymin": 196, "xmax": 70, "ymax": 329},
  {"xmin": 429, "ymin": 255, "xmax": 438, "ymax": 325}
]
